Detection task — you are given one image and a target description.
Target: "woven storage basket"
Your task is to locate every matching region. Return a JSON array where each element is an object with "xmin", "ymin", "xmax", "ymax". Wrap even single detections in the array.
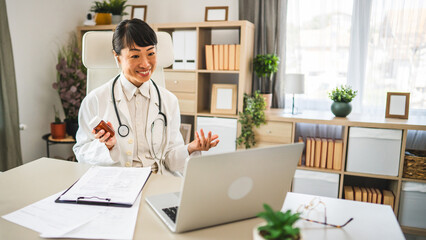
[{"xmin": 403, "ymin": 150, "xmax": 426, "ymax": 180}]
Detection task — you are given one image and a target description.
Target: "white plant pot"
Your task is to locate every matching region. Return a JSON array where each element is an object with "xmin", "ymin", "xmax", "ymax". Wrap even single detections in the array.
[
  {"xmin": 111, "ymin": 15, "xmax": 123, "ymax": 24},
  {"xmin": 253, "ymin": 223, "xmax": 265, "ymax": 240}
]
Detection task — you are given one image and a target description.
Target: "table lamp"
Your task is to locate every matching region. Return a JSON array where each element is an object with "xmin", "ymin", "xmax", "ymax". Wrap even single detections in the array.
[{"xmin": 285, "ymin": 74, "xmax": 305, "ymax": 114}]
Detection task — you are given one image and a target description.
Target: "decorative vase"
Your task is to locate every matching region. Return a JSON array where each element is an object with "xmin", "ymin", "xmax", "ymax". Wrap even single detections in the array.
[
  {"xmin": 261, "ymin": 93, "xmax": 272, "ymax": 110},
  {"xmin": 95, "ymin": 13, "xmax": 112, "ymax": 25},
  {"xmin": 111, "ymin": 15, "xmax": 122, "ymax": 24},
  {"xmin": 65, "ymin": 118, "xmax": 79, "ymax": 139},
  {"xmin": 50, "ymin": 122, "xmax": 66, "ymax": 139},
  {"xmin": 331, "ymin": 102, "xmax": 352, "ymax": 117}
]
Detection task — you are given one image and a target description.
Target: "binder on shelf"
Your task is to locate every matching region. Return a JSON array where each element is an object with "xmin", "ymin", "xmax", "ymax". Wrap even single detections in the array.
[
  {"xmin": 344, "ymin": 186, "xmax": 354, "ymax": 200},
  {"xmin": 372, "ymin": 188, "xmax": 378, "ymax": 203},
  {"xmin": 383, "ymin": 190, "xmax": 395, "ymax": 209},
  {"xmin": 375, "ymin": 188, "xmax": 382, "ymax": 204},
  {"xmin": 306, "ymin": 138, "xmax": 312, "ymax": 167},
  {"xmin": 205, "ymin": 45, "xmax": 214, "ymax": 70},
  {"xmin": 310, "ymin": 137, "xmax": 315, "ymax": 167},
  {"xmin": 354, "ymin": 186, "xmax": 362, "ymax": 201},
  {"xmin": 229, "ymin": 44, "xmax": 235, "ymax": 70},
  {"xmin": 314, "ymin": 138, "xmax": 321, "ymax": 168},
  {"xmin": 326, "ymin": 139, "xmax": 334, "ymax": 169},
  {"xmin": 184, "ymin": 30, "xmax": 196, "ymax": 69},
  {"xmin": 320, "ymin": 138, "xmax": 327, "ymax": 168},
  {"xmin": 366, "ymin": 188, "xmax": 372, "ymax": 203},
  {"xmin": 298, "ymin": 136, "xmax": 304, "ymax": 166},
  {"xmin": 172, "ymin": 31, "xmax": 185, "ymax": 70},
  {"xmin": 333, "ymin": 139, "xmax": 343, "ymax": 170},
  {"xmin": 361, "ymin": 187, "xmax": 367, "ymax": 202},
  {"xmin": 224, "ymin": 44, "xmax": 229, "ymax": 70},
  {"xmin": 235, "ymin": 44, "xmax": 240, "ymax": 70},
  {"xmin": 56, "ymin": 166, "xmax": 151, "ymax": 207},
  {"xmin": 213, "ymin": 45, "xmax": 219, "ymax": 70}
]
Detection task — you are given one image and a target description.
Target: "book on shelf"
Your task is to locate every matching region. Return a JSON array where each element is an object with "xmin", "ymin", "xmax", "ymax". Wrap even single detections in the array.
[
  {"xmin": 375, "ymin": 188, "xmax": 382, "ymax": 204},
  {"xmin": 372, "ymin": 188, "xmax": 378, "ymax": 203},
  {"xmin": 213, "ymin": 45, "xmax": 219, "ymax": 70},
  {"xmin": 382, "ymin": 190, "xmax": 395, "ymax": 209},
  {"xmin": 218, "ymin": 45, "xmax": 224, "ymax": 70},
  {"xmin": 366, "ymin": 188, "xmax": 372, "ymax": 203},
  {"xmin": 314, "ymin": 138, "xmax": 321, "ymax": 168},
  {"xmin": 344, "ymin": 186, "xmax": 354, "ymax": 200},
  {"xmin": 229, "ymin": 44, "xmax": 235, "ymax": 70},
  {"xmin": 235, "ymin": 44, "xmax": 240, "ymax": 70},
  {"xmin": 205, "ymin": 45, "xmax": 213, "ymax": 70},
  {"xmin": 361, "ymin": 187, "xmax": 368, "ymax": 202},
  {"xmin": 306, "ymin": 137, "xmax": 312, "ymax": 167},
  {"xmin": 320, "ymin": 138, "xmax": 327, "ymax": 168},
  {"xmin": 326, "ymin": 139, "xmax": 334, "ymax": 169},
  {"xmin": 298, "ymin": 136, "xmax": 304, "ymax": 166},
  {"xmin": 354, "ymin": 186, "xmax": 362, "ymax": 201},
  {"xmin": 333, "ymin": 139, "xmax": 343, "ymax": 170},
  {"xmin": 310, "ymin": 137, "xmax": 315, "ymax": 167},
  {"xmin": 224, "ymin": 44, "xmax": 229, "ymax": 70}
]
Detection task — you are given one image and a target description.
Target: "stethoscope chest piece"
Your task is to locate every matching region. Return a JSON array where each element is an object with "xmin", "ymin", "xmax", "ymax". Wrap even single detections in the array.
[{"xmin": 118, "ymin": 125, "xmax": 130, "ymax": 137}]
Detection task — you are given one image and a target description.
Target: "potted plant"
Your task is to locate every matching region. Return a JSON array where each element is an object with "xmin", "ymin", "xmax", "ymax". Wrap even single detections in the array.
[
  {"xmin": 253, "ymin": 54, "xmax": 280, "ymax": 109},
  {"xmin": 236, "ymin": 90, "xmax": 266, "ymax": 149},
  {"xmin": 254, "ymin": 204, "xmax": 301, "ymax": 240},
  {"xmin": 108, "ymin": 0, "xmax": 129, "ymax": 24},
  {"xmin": 328, "ymin": 85, "xmax": 358, "ymax": 117},
  {"xmin": 50, "ymin": 106, "xmax": 66, "ymax": 139},
  {"xmin": 90, "ymin": 0, "xmax": 112, "ymax": 25},
  {"xmin": 53, "ymin": 34, "xmax": 87, "ymax": 139}
]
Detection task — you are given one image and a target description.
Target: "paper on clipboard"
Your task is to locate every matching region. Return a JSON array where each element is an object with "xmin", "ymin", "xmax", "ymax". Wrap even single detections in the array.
[{"xmin": 56, "ymin": 166, "xmax": 151, "ymax": 207}]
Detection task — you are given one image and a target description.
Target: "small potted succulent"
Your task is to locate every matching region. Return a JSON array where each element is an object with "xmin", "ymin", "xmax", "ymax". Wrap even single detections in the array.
[
  {"xmin": 90, "ymin": 0, "xmax": 112, "ymax": 25},
  {"xmin": 236, "ymin": 90, "xmax": 266, "ymax": 149},
  {"xmin": 253, "ymin": 54, "xmax": 280, "ymax": 109},
  {"xmin": 108, "ymin": 0, "xmax": 129, "ymax": 24},
  {"xmin": 254, "ymin": 204, "xmax": 301, "ymax": 240},
  {"xmin": 50, "ymin": 106, "xmax": 66, "ymax": 139},
  {"xmin": 328, "ymin": 85, "xmax": 357, "ymax": 117}
]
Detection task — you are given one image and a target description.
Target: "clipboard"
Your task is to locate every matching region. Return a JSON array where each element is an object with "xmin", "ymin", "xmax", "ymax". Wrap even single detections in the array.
[{"xmin": 55, "ymin": 166, "xmax": 152, "ymax": 208}]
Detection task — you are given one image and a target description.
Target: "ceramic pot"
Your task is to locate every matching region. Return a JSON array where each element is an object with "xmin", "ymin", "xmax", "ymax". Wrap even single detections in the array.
[
  {"xmin": 331, "ymin": 102, "xmax": 352, "ymax": 117},
  {"xmin": 111, "ymin": 15, "xmax": 122, "ymax": 24},
  {"xmin": 51, "ymin": 122, "xmax": 66, "ymax": 139},
  {"xmin": 95, "ymin": 13, "xmax": 112, "ymax": 25},
  {"xmin": 261, "ymin": 93, "xmax": 273, "ymax": 110}
]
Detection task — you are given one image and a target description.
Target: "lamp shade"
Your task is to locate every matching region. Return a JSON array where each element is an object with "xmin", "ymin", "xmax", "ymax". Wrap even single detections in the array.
[{"xmin": 285, "ymin": 74, "xmax": 305, "ymax": 94}]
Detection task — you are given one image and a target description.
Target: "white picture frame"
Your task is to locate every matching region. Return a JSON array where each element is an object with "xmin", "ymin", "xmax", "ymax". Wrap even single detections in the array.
[{"xmin": 131, "ymin": 5, "xmax": 147, "ymax": 22}]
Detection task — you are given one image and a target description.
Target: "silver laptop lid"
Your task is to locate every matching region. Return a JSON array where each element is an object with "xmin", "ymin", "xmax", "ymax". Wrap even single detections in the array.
[{"xmin": 175, "ymin": 143, "xmax": 304, "ymax": 232}]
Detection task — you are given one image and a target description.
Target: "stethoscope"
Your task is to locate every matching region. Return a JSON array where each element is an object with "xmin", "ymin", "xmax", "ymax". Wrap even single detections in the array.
[{"xmin": 112, "ymin": 74, "xmax": 168, "ymax": 160}]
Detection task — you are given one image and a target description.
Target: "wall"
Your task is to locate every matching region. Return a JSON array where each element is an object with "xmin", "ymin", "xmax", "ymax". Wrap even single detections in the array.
[{"xmin": 5, "ymin": 0, "xmax": 239, "ymax": 164}]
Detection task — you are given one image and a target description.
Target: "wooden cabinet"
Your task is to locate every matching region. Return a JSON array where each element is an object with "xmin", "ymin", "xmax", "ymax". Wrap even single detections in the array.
[{"xmin": 261, "ymin": 109, "xmax": 426, "ymax": 236}]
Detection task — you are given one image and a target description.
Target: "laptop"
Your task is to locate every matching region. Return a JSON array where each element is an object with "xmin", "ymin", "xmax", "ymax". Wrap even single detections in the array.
[{"xmin": 145, "ymin": 143, "xmax": 304, "ymax": 233}]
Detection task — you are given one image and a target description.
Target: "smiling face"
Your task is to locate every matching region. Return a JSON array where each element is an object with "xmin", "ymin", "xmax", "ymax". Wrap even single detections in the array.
[{"xmin": 114, "ymin": 44, "xmax": 157, "ymax": 87}]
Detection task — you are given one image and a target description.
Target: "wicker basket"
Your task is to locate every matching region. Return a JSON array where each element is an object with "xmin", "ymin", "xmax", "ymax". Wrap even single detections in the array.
[{"xmin": 403, "ymin": 150, "xmax": 426, "ymax": 180}]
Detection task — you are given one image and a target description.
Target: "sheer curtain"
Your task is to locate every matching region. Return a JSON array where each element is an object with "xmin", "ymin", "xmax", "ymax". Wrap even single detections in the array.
[
  {"xmin": 285, "ymin": 0, "xmax": 425, "ymax": 116},
  {"xmin": 0, "ymin": 0, "xmax": 23, "ymax": 171}
]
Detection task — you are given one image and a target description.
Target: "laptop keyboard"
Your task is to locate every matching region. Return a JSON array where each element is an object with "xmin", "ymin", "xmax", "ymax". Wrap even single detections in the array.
[{"xmin": 162, "ymin": 206, "xmax": 178, "ymax": 223}]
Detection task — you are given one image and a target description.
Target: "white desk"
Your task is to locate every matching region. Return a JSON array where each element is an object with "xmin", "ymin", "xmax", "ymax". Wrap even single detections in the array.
[
  {"xmin": 0, "ymin": 158, "xmax": 405, "ymax": 239},
  {"xmin": 283, "ymin": 192, "xmax": 405, "ymax": 240}
]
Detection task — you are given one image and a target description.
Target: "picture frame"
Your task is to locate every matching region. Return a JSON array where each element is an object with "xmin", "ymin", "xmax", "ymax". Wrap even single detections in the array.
[
  {"xmin": 205, "ymin": 6, "xmax": 229, "ymax": 22},
  {"xmin": 385, "ymin": 92, "xmax": 410, "ymax": 119},
  {"xmin": 210, "ymin": 84, "xmax": 237, "ymax": 115},
  {"xmin": 131, "ymin": 5, "xmax": 147, "ymax": 22},
  {"xmin": 180, "ymin": 123, "xmax": 192, "ymax": 145}
]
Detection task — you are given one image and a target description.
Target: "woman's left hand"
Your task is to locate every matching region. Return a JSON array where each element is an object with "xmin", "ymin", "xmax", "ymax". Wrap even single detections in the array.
[{"xmin": 187, "ymin": 128, "xmax": 219, "ymax": 155}]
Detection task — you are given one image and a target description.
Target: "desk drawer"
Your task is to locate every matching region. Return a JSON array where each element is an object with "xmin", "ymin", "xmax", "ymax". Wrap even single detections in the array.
[
  {"xmin": 165, "ymin": 72, "xmax": 196, "ymax": 93},
  {"xmin": 254, "ymin": 121, "xmax": 293, "ymax": 144},
  {"xmin": 174, "ymin": 92, "xmax": 196, "ymax": 114}
]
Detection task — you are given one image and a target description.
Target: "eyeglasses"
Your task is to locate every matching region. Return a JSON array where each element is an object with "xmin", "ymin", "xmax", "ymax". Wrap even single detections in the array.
[{"xmin": 296, "ymin": 198, "xmax": 353, "ymax": 228}]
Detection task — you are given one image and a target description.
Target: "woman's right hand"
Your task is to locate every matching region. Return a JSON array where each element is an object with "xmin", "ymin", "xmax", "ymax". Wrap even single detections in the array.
[{"xmin": 92, "ymin": 121, "xmax": 117, "ymax": 150}]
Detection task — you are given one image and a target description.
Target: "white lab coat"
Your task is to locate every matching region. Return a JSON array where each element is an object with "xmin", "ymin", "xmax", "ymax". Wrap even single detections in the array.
[{"xmin": 73, "ymin": 76, "xmax": 195, "ymax": 174}]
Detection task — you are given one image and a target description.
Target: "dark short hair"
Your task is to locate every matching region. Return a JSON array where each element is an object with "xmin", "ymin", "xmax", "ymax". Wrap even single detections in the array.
[{"xmin": 112, "ymin": 19, "xmax": 158, "ymax": 55}]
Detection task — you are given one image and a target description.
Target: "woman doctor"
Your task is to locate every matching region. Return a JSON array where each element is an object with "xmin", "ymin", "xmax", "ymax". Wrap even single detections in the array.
[{"xmin": 73, "ymin": 19, "xmax": 219, "ymax": 174}]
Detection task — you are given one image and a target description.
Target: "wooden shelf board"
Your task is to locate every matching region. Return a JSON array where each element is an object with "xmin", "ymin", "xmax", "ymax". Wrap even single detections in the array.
[
  {"xmin": 344, "ymin": 171, "xmax": 400, "ymax": 180},
  {"xmin": 198, "ymin": 70, "xmax": 239, "ymax": 74},
  {"xmin": 296, "ymin": 166, "xmax": 342, "ymax": 174},
  {"xmin": 401, "ymin": 178, "xmax": 426, "ymax": 184},
  {"xmin": 401, "ymin": 226, "xmax": 426, "ymax": 236},
  {"xmin": 196, "ymin": 112, "xmax": 238, "ymax": 119}
]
